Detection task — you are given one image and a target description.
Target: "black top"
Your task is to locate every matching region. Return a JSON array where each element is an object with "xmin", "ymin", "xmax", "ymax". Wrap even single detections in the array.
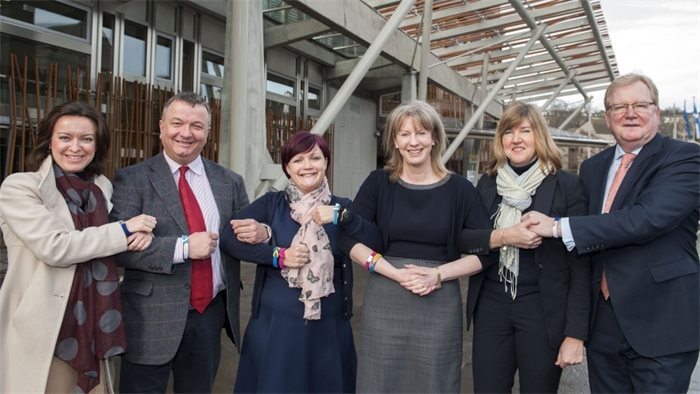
[{"xmin": 340, "ymin": 169, "xmax": 492, "ymax": 262}]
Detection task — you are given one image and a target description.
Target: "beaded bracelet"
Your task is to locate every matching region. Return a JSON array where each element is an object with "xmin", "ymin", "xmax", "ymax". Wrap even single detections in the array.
[
  {"xmin": 272, "ymin": 247, "xmax": 280, "ymax": 268},
  {"xmin": 332, "ymin": 203, "xmax": 341, "ymax": 225}
]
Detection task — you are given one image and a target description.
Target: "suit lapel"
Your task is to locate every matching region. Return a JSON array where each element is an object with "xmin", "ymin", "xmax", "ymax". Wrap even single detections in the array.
[
  {"xmin": 478, "ymin": 176, "xmax": 498, "ymax": 218},
  {"xmin": 203, "ymin": 159, "xmax": 233, "ymax": 223},
  {"xmin": 610, "ymin": 134, "xmax": 663, "ymax": 211},
  {"xmin": 588, "ymin": 148, "xmax": 615, "ymax": 214},
  {"xmin": 532, "ymin": 174, "xmax": 556, "ymax": 215},
  {"xmin": 531, "ymin": 174, "xmax": 556, "ymax": 262},
  {"xmin": 148, "ymin": 154, "xmax": 189, "ymax": 233}
]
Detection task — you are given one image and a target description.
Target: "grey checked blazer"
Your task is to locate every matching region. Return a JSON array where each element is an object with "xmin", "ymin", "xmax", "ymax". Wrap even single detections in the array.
[{"xmin": 110, "ymin": 153, "xmax": 249, "ymax": 365}]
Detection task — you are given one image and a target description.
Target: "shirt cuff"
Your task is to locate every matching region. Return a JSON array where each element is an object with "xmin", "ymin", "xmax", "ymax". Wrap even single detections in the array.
[
  {"xmin": 561, "ymin": 217, "xmax": 576, "ymax": 252},
  {"xmin": 173, "ymin": 237, "xmax": 186, "ymax": 264}
]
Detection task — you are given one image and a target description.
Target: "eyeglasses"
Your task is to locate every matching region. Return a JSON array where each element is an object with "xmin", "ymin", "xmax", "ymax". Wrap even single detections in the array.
[{"xmin": 606, "ymin": 102, "xmax": 656, "ymax": 115}]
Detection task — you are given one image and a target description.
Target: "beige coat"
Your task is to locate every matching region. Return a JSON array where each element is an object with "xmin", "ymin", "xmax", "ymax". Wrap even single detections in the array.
[{"xmin": 0, "ymin": 157, "xmax": 128, "ymax": 393}]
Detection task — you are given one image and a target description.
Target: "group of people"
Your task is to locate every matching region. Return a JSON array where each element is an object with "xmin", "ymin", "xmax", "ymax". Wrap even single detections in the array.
[{"xmin": 0, "ymin": 73, "xmax": 697, "ymax": 394}]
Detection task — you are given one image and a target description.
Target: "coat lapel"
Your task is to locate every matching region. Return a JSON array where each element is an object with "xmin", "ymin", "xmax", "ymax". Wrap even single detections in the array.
[
  {"xmin": 588, "ymin": 148, "xmax": 615, "ymax": 214},
  {"xmin": 148, "ymin": 154, "xmax": 189, "ymax": 233},
  {"xmin": 203, "ymin": 159, "xmax": 234, "ymax": 223},
  {"xmin": 478, "ymin": 175, "xmax": 498, "ymax": 217},
  {"xmin": 532, "ymin": 174, "xmax": 556, "ymax": 215},
  {"xmin": 609, "ymin": 134, "xmax": 663, "ymax": 211}
]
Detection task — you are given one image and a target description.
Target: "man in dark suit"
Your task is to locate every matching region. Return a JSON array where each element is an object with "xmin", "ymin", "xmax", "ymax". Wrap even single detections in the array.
[
  {"xmin": 523, "ymin": 74, "xmax": 699, "ymax": 393},
  {"xmin": 110, "ymin": 92, "xmax": 266, "ymax": 392}
]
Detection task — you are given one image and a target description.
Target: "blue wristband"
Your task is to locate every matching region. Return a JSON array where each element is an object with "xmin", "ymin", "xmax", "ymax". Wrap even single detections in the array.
[
  {"xmin": 332, "ymin": 203, "xmax": 341, "ymax": 225},
  {"xmin": 120, "ymin": 221, "xmax": 133, "ymax": 237},
  {"xmin": 272, "ymin": 247, "xmax": 280, "ymax": 268}
]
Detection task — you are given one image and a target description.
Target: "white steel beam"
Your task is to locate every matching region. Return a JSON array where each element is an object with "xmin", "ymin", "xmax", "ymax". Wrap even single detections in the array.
[{"xmin": 442, "ymin": 24, "xmax": 547, "ymax": 164}]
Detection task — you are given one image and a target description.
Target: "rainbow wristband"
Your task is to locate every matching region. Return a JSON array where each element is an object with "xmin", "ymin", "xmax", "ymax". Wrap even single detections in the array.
[
  {"xmin": 332, "ymin": 203, "xmax": 341, "ymax": 225},
  {"xmin": 272, "ymin": 247, "xmax": 280, "ymax": 268}
]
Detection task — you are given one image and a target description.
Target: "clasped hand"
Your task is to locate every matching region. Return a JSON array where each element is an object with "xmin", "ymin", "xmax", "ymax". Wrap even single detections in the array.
[
  {"xmin": 520, "ymin": 211, "xmax": 556, "ymax": 238},
  {"xmin": 398, "ymin": 264, "xmax": 439, "ymax": 297},
  {"xmin": 231, "ymin": 219, "xmax": 269, "ymax": 244},
  {"xmin": 124, "ymin": 214, "xmax": 156, "ymax": 251}
]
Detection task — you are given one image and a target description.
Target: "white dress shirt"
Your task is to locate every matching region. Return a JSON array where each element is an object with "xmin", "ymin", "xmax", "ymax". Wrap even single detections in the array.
[
  {"xmin": 561, "ymin": 145, "xmax": 643, "ymax": 251},
  {"xmin": 164, "ymin": 153, "xmax": 225, "ymax": 297}
]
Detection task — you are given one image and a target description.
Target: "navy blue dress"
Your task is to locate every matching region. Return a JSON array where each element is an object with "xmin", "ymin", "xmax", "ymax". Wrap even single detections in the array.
[{"xmin": 219, "ymin": 191, "xmax": 356, "ymax": 393}]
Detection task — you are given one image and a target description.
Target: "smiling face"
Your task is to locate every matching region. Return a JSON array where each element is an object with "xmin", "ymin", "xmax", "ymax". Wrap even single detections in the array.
[
  {"xmin": 49, "ymin": 115, "xmax": 97, "ymax": 173},
  {"xmin": 159, "ymin": 100, "xmax": 210, "ymax": 165},
  {"xmin": 605, "ymin": 80, "xmax": 660, "ymax": 152},
  {"xmin": 285, "ymin": 144, "xmax": 327, "ymax": 194},
  {"xmin": 394, "ymin": 116, "xmax": 435, "ymax": 170},
  {"xmin": 502, "ymin": 118, "xmax": 537, "ymax": 167}
]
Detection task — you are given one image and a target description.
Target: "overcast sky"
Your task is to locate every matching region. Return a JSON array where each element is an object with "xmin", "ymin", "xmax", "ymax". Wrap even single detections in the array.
[{"xmin": 598, "ymin": 0, "xmax": 700, "ymax": 111}]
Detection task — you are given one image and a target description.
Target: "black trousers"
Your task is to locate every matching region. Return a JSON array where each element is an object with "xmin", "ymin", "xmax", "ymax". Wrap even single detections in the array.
[
  {"xmin": 472, "ymin": 291, "xmax": 562, "ymax": 393},
  {"xmin": 587, "ymin": 296, "xmax": 699, "ymax": 393},
  {"xmin": 119, "ymin": 293, "xmax": 226, "ymax": 393}
]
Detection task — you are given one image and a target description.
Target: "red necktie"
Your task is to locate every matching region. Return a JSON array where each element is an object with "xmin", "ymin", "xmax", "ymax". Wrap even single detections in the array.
[
  {"xmin": 600, "ymin": 153, "xmax": 636, "ymax": 299},
  {"xmin": 179, "ymin": 166, "xmax": 213, "ymax": 313}
]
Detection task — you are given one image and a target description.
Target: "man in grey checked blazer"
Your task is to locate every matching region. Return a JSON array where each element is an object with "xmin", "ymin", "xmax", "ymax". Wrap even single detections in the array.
[{"xmin": 110, "ymin": 92, "xmax": 265, "ymax": 393}]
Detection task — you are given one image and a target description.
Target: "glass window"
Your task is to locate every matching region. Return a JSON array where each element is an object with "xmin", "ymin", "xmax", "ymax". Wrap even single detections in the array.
[
  {"xmin": 155, "ymin": 35, "xmax": 173, "ymax": 80},
  {"xmin": 200, "ymin": 83, "xmax": 222, "ymax": 100},
  {"xmin": 101, "ymin": 13, "xmax": 114, "ymax": 73},
  {"xmin": 0, "ymin": 34, "xmax": 89, "ymax": 176},
  {"xmin": 307, "ymin": 85, "xmax": 321, "ymax": 110},
  {"xmin": 0, "ymin": 1, "xmax": 88, "ymax": 39},
  {"xmin": 379, "ymin": 92, "xmax": 401, "ymax": 116},
  {"xmin": 267, "ymin": 73, "xmax": 295, "ymax": 99},
  {"xmin": 202, "ymin": 51, "xmax": 224, "ymax": 78},
  {"xmin": 123, "ymin": 21, "xmax": 147, "ymax": 77},
  {"xmin": 182, "ymin": 40, "xmax": 195, "ymax": 91}
]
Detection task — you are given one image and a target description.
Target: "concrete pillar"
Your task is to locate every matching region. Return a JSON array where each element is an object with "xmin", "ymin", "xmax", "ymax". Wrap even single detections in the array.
[{"xmin": 222, "ymin": 0, "xmax": 282, "ymax": 199}]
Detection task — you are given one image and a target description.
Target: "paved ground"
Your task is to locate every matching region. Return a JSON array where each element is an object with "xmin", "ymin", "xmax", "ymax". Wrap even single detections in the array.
[{"xmin": 0, "ymin": 248, "xmax": 698, "ymax": 393}]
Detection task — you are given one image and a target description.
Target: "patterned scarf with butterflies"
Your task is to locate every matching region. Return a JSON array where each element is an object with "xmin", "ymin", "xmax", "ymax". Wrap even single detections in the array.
[
  {"xmin": 283, "ymin": 176, "xmax": 335, "ymax": 320},
  {"xmin": 53, "ymin": 164, "xmax": 127, "ymax": 393}
]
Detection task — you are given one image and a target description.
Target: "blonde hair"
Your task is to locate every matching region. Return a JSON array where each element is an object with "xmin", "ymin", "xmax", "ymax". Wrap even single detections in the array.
[
  {"xmin": 382, "ymin": 101, "xmax": 448, "ymax": 182},
  {"xmin": 604, "ymin": 73, "xmax": 658, "ymax": 109},
  {"xmin": 486, "ymin": 101, "xmax": 561, "ymax": 176}
]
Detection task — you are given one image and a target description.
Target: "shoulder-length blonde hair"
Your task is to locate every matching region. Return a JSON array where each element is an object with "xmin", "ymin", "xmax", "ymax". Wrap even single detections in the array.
[
  {"xmin": 382, "ymin": 100, "xmax": 448, "ymax": 182},
  {"xmin": 485, "ymin": 100, "xmax": 561, "ymax": 176}
]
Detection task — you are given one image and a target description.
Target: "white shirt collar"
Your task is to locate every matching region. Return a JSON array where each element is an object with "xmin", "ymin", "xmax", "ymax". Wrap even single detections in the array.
[
  {"xmin": 163, "ymin": 153, "xmax": 204, "ymax": 176},
  {"xmin": 614, "ymin": 144, "xmax": 643, "ymax": 160}
]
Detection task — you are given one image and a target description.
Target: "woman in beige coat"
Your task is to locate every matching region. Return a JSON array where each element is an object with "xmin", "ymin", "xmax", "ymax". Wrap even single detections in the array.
[{"xmin": 0, "ymin": 101, "xmax": 156, "ymax": 393}]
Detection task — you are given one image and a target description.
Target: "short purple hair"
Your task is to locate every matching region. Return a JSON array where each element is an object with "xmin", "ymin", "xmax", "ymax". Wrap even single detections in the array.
[{"xmin": 281, "ymin": 130, "xmax": 330, "ymax": 178}]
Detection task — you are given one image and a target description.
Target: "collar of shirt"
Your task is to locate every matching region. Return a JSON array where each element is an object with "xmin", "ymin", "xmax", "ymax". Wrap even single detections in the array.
[
  {"xmin": 613, "ymin": 144, "xmax": 643, "ymax": 161},
  {"xmin": 162, "ymin": 153, "xmax": 204, "ymax": 178}
]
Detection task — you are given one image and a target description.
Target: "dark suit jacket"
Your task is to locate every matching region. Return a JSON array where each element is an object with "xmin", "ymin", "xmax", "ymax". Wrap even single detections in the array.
[
  {"xmin": 467, "ymin": 171, "xmax": 591, "ymax": 349},
  {"xmin": 110, "ymin": 153, "xmax": 249, "ymax": 365},
  {"xmin": 571, "ymin": 134, "xmax": 700, "ymax": 357}
]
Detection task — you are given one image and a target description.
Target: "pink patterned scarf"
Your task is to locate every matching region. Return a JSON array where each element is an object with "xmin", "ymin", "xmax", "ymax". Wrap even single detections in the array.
[{"xmin": 283, "ymin": 177, "xmax": 335, "ymax": 320}]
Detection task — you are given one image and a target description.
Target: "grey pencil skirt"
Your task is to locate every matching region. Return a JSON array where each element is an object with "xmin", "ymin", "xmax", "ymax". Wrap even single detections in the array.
[{"xmin": 357, "ymin": 256, "xmax": 463, "ymax": 393}]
